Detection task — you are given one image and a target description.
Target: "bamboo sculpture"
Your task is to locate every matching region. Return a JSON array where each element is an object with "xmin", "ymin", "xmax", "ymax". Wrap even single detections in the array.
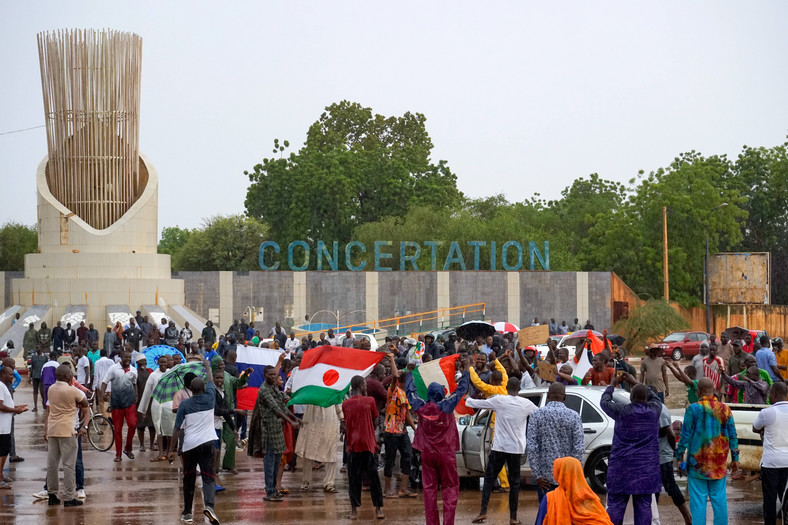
[{"xmin": 37, "ymin": 29, "xmax": 143, "ymax": 230}]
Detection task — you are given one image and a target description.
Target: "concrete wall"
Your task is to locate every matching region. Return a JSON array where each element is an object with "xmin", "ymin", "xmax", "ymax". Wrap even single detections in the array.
[{"xmin": 171, "ymin": 270, "xmax": 612, "ymax": 335}]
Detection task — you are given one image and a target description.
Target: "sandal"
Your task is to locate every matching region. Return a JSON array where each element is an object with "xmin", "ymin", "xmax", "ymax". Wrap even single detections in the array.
[
  {"xmin": 398, "ymin": 491, "xmax": 417, "ymax": 498},
  {"xmin": 114, "ymin": 457, "xmax": 122, "ymax": 462},
  {"xmin": 277, "ymin": 488, "xmax": 289, "ymax": 495},
  {"xmin": 324, "ymin": 486, "xmax": 338, "ymax": 493},
  {"xmin": 0, "ymin": 482, "xmax": 11, "ymax": 490},
  {"xmin": 124, "ymin": 450, "xmax": 135, "ymax": 460},
  {"xmin": 151, "ymin": 456, "xmax": 167, "ymax": 462}
]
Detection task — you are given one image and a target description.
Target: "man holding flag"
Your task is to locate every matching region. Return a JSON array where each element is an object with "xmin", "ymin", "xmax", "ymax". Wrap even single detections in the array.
[{"xmin": 405, "ymin": 354, "xmax": 471, "ymax": 525}]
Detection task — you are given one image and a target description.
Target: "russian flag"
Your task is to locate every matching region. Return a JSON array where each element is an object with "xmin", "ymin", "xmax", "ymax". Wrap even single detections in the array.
[{"xmin": 235, "ymin": 345, "xmax": 284, "ymax": 411}]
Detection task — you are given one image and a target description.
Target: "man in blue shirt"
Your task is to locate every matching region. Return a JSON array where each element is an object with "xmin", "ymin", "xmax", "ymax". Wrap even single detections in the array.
[{"xmin": 755, "ymin": 335, "xmax": 782, "ymax": 383}]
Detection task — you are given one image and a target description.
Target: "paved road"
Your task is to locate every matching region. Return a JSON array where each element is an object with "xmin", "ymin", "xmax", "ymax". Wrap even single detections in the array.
[{"xmin": 0, "ymin": 370, "xmax": 765, "ymax": 524}]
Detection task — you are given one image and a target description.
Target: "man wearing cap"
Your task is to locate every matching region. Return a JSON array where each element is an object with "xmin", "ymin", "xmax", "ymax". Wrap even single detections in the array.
[{"xmin": 134, "ymin": 354, "xmax": 156, "ymax": 451}]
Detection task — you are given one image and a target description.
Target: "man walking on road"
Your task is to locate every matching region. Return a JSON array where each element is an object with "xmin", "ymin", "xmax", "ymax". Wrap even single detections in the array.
[
  {"xmin": 467, "ymin": 377, "xmax": 539, "ymax": 525},
  {"xmin": 405, "ymin": 358, "xmax": 470, "ymax": 525},
  {"xmin": 752, "ymin": 381, "xmax": 788, "ymax": 524},
  {"xmin": 526, "ymin": 382, "xmax": 584, "ymax": 502},
  {"xmin": 675, "ymin": 377, "xmax": 739, "ymax": 525},
  {"xmin": 100, "ymin": 351, "xmax": 138, "ymax": 462},
  {"xmin": 168, "ymin": 360, "xmax": 221, "ymax": 525},
  {"xmin": 342, "ymin": 375, "xmax": 385, "ymax": 520},
  {"xmin": 600, "ymin": 373, "xmax": 662, "ymax": 525},
  {"xmin": 44, "ymin": 364, "xmax": 87, "ymax": 506}
]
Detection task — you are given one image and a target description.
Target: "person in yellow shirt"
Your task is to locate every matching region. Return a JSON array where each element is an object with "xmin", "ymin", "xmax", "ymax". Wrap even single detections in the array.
[
  {"xmin": 470, "ymin": 352, "xmax": 510, "ymax": 490},
  {"xmin": 773, "ymin": 338, "xmax": 788, "ymax": 380}
]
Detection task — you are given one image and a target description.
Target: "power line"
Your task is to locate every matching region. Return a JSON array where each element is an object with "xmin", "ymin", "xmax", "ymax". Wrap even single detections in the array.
[{"xmin": 0, "ymin": 125, "xmax": 45, "ymax": 136}]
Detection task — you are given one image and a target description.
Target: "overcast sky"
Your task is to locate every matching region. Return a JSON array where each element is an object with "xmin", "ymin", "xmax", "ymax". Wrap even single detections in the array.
[{"xmin": 1, "ymin": 1, "xmax": 787, "ymax": 236}]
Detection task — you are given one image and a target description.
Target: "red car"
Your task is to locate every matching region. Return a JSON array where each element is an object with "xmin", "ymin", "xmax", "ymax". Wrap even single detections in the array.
[{"xmin": 652, "ymin": 331, "xmax": 710, "ymax": 361}]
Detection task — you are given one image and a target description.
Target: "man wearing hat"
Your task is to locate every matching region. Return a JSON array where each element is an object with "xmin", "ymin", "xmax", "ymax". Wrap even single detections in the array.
[{"xmin": 134, "ymin": 354, "xmax": 156, "ymax": 451}]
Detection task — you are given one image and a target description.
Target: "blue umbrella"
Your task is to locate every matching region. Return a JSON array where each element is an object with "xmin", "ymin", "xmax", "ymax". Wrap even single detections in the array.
[{"xmin": 143, "ymin": 345, "xmax": 186, "ymax": 367}]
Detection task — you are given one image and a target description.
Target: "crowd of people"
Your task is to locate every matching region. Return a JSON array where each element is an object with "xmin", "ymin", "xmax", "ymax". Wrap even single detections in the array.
[{"xmin": 0, "ymin": 315, "xmax": 787, "ymax": 525}]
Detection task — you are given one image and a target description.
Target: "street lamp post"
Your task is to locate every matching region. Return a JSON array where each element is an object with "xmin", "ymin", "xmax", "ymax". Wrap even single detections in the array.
[{"xmin": 705, "ymin": 203, "xmax": 729, "ymax": 333}]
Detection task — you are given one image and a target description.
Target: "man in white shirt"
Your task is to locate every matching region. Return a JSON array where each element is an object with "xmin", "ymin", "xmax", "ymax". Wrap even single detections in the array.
[
  {"xmin": 93, "ymin": 350, "xmax": 114, "ymax": 415},
  {"xmin": 466, "ymin": 377, "xmax": 538, "ymax": 525},
  {"xmin": 0, "ymin": 365, "xmax": 28, "ymax": 489},
  {"xmin": 100, "ymin": 351, "xmax": 138, "ymax": 461},
  {"xmin": 167, "ymin": 360, "xmax": 220, "ymax": 525},
  {"xmin": 137, "ymin": 354, "xmax": 170, "ymax": 459},
  {"xmin": 284, "ymin": 332, "xmax": 300, "ymax": 356},
  {"xmin": 158, "ymin": 318, "xmax": 169, "ymax": 337},
  {"xmin": 753, "ymin": 381, "xmax": 788, "ymax": 524},
  {"xmin": 76, "ymin": 347, "xmax": 91, "ymax": 390}
]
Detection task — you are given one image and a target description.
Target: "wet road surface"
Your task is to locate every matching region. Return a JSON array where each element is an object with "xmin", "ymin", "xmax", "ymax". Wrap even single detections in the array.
[{"xmin": 0, "ymin": 369, "xmax": 765, "ymax": 524}]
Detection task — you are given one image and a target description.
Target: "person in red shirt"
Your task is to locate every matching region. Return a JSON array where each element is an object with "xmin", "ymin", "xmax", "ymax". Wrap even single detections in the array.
[
  {"xmin": 581, "ymin": 354, "xmax": 616, "ymax": 386},
  {"xmin": 342, "ymin": 376, "xmax": 384, "ymax": 520}
]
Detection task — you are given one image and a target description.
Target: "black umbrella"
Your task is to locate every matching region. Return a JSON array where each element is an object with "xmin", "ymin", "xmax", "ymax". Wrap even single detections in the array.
[
  {"xmin": 455, "ymin": 320, "xmax": 497, "ymax": 340},
  {"xmin": 606, "ymin": 334, "xmax": 626, "ymax": 347}
]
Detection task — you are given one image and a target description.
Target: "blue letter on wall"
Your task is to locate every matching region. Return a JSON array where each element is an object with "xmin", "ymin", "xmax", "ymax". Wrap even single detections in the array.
[
  {"xmin": 400, "ymin": 241, "xmax": 421, "ymax": 271},
  {"xmin": 501, "ymin": 241, "xmax": 523, "ymax": 271},
  {"xmin": 317, "ymin": 241, "xmax": 339, "ymax": 271},
  {"xmin": 443, "ymin": 241, "xmax": 467, "ymax": 271},
  {"xmin": 345, "ymin": 241, "xmax": 366, "ymax": 271},
  {"xmin": 288, "ymin": 241, "xmax": 310, "ymax": 271},
  {"xmin": 259, "ymin": 241, "xmax": 280, "ymax": 270},
  {"xmin": 529, "ymin": 241, "xmax": 550, "ymax": 270},
  {"xmin": 467, "ymin": 241, "xmax": 486, "ymax": 270},
  {"xmin": 374, "ymin": 241, "xmax": 393, "ymax": 271},
  {"xmin": 424, "ymin": 241, "xmax": 442, "ymax": 271}
]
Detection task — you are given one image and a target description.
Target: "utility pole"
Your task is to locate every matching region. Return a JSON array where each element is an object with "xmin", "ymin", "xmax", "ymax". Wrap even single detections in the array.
[{"xmin": 663, "ymin": 206, "xmax": 669, "ymax": 301}]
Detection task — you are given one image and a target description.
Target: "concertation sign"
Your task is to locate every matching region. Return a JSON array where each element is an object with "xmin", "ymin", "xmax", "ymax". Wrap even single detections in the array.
[{"xmin": 259, "ymin": 240, "xmax": 550, "ymax": 271}]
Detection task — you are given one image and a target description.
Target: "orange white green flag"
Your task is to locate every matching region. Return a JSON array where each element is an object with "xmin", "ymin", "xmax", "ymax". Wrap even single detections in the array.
[{"xmin": 287, "ymin": 345, "xmax": 385, "ymax": 407}]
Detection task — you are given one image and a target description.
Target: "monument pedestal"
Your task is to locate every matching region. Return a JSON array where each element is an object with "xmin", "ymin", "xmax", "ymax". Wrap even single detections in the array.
[{"xmin": 11, "ymin": 153, "xmax": 185, "ymax": 324}]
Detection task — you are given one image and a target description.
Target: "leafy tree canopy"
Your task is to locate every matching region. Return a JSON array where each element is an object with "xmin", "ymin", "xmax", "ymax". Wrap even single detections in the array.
[
  {"xmin": 172, "ymin": 215, "xmax": 267, "ymax": 271},
  {"xmin": 244, "ymin": 100, "xmax": 462, "ymax": 268},
  {"xmin": 0, "ymin": 222, "xmax": 37, "ymax": 271}
]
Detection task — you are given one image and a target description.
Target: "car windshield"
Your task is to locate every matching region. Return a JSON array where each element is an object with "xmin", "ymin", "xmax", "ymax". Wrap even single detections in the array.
[{"xmin": 662, "ymin": 332, "xmax": 686, "ymax": 343}]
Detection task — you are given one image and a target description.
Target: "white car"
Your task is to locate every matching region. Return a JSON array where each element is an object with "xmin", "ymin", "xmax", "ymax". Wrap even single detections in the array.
[
  {"xmin": 352, "ymin": 333, "xmax": 379, "ymax": 351},
  {"xmin": 456, "ymin": 385, "xmax": 632, "ymax": 493}
]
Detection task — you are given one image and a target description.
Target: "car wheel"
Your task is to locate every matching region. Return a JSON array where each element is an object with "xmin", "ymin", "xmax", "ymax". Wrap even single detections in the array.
[
  {"xmin": 671, "ymin": 348, "xmax": 683, "ymax": 361},
  {"xmin": 585, "ymin": 448, "xmax": 610, "ymax": 494}
]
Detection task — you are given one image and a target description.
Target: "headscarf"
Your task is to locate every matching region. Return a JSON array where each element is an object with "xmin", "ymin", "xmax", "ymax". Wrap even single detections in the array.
[
  {"xmin": 210, "ymin": 355, "xmax": 223, "ymax": 372},
  {"xmin": 544, "ymin": 457, "xmax": 612, "ymax": 525}
]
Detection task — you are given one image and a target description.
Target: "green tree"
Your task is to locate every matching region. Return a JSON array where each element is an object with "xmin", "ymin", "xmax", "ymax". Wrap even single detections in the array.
[
  {"xmin": 581, "ymin": 152, "xmax": 747, "ymax": 305},
  {"xmin": 727, "ymin": 141, "xmax": 788, "ymax": 303},
  {"xmin": 173, "ymin": 215, "xmax": 267, "ymax": 271},
  {"xmin": 612, "ymin": 299, "xmax": 690, "ymax": 355},
  {"xmin": 0, "ymin": 222, "xmax": 37, "ymax": 271},
  {"xmin": 244, "ymin": 101, "xmax": 462, "ymax": 269},
  {"xmin": 157, "ymin": 226, "xmax": 193, "ymax": 267}
]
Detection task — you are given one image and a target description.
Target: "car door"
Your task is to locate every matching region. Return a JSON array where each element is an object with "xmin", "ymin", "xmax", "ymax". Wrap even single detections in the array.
[
  {"xmin": 461, "ymin": 409, "xmax": 491, "ymax": 473},
  {"xmin": 564, "ymin": 393, "xmax": 609, "ymax": 449}
]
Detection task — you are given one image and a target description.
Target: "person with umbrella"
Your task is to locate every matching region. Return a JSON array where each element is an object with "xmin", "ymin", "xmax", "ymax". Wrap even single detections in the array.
[
  {"xmin": 168, "ymin": 359, "xmax": 221, "ymax": 525},
  {"xmin": 138, "ymin": 351, "xmax": 171, "ymax": 459}
]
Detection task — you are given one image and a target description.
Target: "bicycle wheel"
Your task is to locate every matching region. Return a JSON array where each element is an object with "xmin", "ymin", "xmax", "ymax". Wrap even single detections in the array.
[{"xmin": 87, "ymin": 415, "xmax": 114, "ymax": 452}]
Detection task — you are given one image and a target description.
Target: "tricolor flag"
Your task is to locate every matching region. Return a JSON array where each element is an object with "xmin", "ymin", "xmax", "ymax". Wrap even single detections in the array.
[
  {"xmin": 236, "ymin": 345, "xmax": 284, "ymax": 411},
  {"xmin": 587, "ymin": 332, "xmax": 606, "ymax": 355},
  {"xmin": 287, "ymin": 346, "xmax": 385, "ymax": 407},
  {"xmin": 411, "ymin": 354, "xmax": 474, "ymax": 415},
  {"xmin": 571, "ymin": 347, "xmax": 593, "ymax": 385}
]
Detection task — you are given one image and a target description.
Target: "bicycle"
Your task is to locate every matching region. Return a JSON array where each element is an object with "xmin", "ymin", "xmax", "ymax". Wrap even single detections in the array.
[{"xmin": 85, "ymin": 392, "xmax": 114, "ymax": 452}]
